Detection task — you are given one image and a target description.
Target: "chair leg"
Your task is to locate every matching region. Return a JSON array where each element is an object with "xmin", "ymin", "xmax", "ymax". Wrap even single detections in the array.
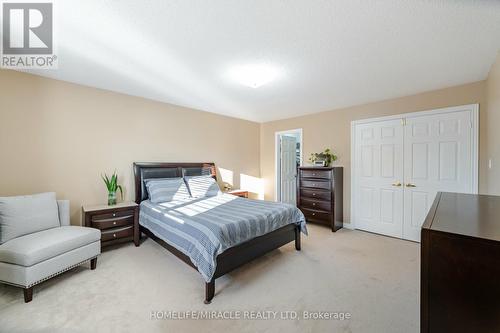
[
  {"xmin": 204, "ymin": 280, "xmax": 215, "ymax": 304},
  {"xmin": 23, "ymin": 287, "xmax": 33, "ymax": 303},
  {"xmin": 90, "ymin": 257, "xmax": 97, "ymax": 270}
]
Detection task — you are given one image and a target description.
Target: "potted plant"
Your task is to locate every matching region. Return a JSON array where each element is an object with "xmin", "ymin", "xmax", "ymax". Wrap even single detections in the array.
[
  {"xmin": 308, "ymin": 148, "xmax": 338, "ymax": 167},
  {"xmin": 101, "ymin": 171, "xmax": 124, "ymax": 206}
]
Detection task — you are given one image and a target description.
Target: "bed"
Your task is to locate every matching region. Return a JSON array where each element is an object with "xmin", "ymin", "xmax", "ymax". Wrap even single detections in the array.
[{"xmin": 133, "ymin": 162, "xmax": 307, "ymax": 303}]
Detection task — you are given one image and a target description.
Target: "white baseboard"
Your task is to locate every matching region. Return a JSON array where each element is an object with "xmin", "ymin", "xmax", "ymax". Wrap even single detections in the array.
[{"xmin": 343, "ymin": 222, "xmax": 355, "ymax": 230}]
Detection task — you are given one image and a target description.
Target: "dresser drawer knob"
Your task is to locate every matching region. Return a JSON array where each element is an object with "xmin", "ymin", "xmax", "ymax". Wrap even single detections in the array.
[
  {"xmin": 312, "ymin": 193, "xmax": 316, "ymax": 196},
  {"xmin": 113, "ymin": 233, "xmax": 117, "ymax": 238},
  {"xmin": 312, "ymin": 183, "xmax": 316, "ymax": 186},
  {"xmin": 113, "ymin": 213, "xmax": 116, "ymax": 217},
  {"xmin": 113, "ymin": 221, "xmax": 117, "ymax": 225},
  {"xmin": 312, "ymin": 203, "xmax": 316, "ymax": 206},
  {"xmin": 312, "ymin": 213, "xmax": 316, "ymax": 216},
  {"xmin": 312, "ymin": 173, "xmax": 316, "ymax": 176}
]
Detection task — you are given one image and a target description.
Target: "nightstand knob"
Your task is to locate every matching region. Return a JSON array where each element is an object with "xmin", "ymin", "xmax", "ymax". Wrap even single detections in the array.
[{"xmin": 113, "ymin": 234, "xmax": 117, "ymax": 238}]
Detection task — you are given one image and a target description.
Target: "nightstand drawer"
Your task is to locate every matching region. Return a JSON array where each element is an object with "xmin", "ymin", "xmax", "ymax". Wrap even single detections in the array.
[
  {"xmin": 91, "ymin": 214, "xmax": 134, "ymax": 230},
  {"xmin": 101, "ymin": 226, "xmax": 134, "ymax": 242},
  {"xmin": 91, "ymin": 209, "xmax": 135, "ymax": 222}
]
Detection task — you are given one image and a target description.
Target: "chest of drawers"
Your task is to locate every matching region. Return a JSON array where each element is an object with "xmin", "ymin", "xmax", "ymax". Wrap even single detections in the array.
[
  {"xmin": 82, "ymin": 202, "xmax": 139, "ymax": 249},
  {"xmin": 421, "ymin": 192, "xmax": 500, "ymax": 332},
  {"xmin": 297, "ymin": 166, "xmax": 343, "ymax": 232}
]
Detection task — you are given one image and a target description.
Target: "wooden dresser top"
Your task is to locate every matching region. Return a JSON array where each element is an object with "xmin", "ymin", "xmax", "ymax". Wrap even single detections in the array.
[{"xmin": 423, "ymin": 192, "xmax": 500, "ymax": 242}]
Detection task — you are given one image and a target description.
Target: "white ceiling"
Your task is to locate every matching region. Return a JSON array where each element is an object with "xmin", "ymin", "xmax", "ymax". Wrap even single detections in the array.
[{"xmin": 25, "ymin": 0, "xmax": 500, "ymax": 122}]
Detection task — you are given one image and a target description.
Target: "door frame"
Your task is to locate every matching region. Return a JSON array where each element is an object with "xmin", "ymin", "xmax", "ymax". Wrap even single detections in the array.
[
  {"xmin": 275, "ymin": 128, "xmax": 303, "ymax": 201},
  {"xmin": 350, "ymin": 104, "xmax": 479, "ymax": 230}
]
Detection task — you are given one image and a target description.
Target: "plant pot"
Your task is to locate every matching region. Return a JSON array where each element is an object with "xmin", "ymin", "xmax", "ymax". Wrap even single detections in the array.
[{"xmin": 108, "ymin": 191, "xmax": 117, "ymax": 206}]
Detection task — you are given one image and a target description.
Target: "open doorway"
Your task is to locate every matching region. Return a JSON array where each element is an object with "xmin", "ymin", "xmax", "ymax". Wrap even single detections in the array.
[{"xmin": 275, "ymin": 129, "xmax": 302, "ymax": 205}]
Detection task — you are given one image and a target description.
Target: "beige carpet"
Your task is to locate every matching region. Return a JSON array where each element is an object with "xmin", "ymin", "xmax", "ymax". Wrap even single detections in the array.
[{"xmin": 0, "ymin": 225, "xmax": 419, "ymax": 333}]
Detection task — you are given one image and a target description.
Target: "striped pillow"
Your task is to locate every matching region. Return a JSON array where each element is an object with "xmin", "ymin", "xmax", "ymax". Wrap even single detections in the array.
[
  {"xmin": 184, "ymin": 175, "xmax": 221, "ymax": 198},
  {"xmin": 145, "ymin": 178, "xmax": 191, "ymax": 203}
]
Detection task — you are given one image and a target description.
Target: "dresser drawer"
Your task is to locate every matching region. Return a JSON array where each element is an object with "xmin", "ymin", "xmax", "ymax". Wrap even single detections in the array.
[
  {"xmin": 300, "ymin": 189, "xmax": 331, "ymax": 201},
  {"xmin": 101, "ymin": 226, "xmax": 134, "ymax": 242},
  {"xmin": 300, "ymin": 198, "xmax": 331, "ymax": 212},
  {"xmin": 300, "ymin": 169, "xmax": 331, "ymax": 180},
  {"xmin": 91, "ymin": 209, "xmax": 135, "ymax": 223},
  {"xmin": 300, "ymin": 180, "xmax": 331, "ymax": 190},
  {"xmin": 300, "ymin": 208, "xmax": 332, "ymax": 224}
]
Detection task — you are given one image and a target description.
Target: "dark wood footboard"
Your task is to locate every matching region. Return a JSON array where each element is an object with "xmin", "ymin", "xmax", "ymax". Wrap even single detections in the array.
[{"xmin": 140, "ymin": 223, "xmax": 300, "ymax": 303}]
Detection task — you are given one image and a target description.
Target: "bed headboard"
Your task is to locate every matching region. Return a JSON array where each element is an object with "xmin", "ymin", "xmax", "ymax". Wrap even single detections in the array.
[{"xmin": 133, "ymin": 162, "xmax": 217, "ymax": 204}]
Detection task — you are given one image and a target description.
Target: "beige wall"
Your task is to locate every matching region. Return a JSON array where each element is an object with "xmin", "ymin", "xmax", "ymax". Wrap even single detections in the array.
[
  {"xmin": 0, "ymin": 70, "xmax": 261, "ymax": 225},
  {"xmin": 2, "ymin": 57, "xmax": 499, "ymax": 228},
  {"xmin": 485, "ymin": 53, "xmax": 500, "ymax": 195},
  {"xmin": 260, "ymin": 81, "xmax": 488, "ymax": 225}
]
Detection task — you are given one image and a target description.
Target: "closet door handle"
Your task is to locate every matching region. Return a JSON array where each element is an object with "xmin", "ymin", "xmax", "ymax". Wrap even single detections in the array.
[
  {"xmin": 392, "ymin": 181, "xmax": 402, "ymax": 187},
  {"xmin": 405, "ymin": 183, "xmax": 417, "ymax": 188}
]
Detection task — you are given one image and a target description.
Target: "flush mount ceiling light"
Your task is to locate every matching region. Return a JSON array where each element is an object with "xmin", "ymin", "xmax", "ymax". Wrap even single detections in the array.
[{"xmin": 228, "ymin": 63, "xmax": 281, "ymax": 88}]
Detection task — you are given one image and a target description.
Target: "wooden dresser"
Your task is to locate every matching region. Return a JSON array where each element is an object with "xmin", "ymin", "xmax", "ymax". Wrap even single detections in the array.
[
  {"xmin": 82, "ymin": 202, "xmax": 139, "ymax": 249},
  {"xmin": 421, "ymin": 192, "xmax": 500, "ymax": 333},
  {"xmin": 296, "ymin": 166, "xmax": 343, "ymax": 232}
]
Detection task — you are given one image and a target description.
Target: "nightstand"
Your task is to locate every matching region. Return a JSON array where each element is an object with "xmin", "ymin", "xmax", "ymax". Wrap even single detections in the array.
[
  {"xmin": 82, "ymin": 202, "xmax": 139, "ymax": 249},
  {"xmin": 227, "ymin": 189, "xmax": 249, "ymax": 198}
]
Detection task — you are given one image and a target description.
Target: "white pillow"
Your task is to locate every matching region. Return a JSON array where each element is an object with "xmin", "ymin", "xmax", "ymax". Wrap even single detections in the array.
[
  {"xmin": 145, "ymin": 178, "xmax": 191, "ymax": 203},
  {"xmin": 184, "ymin": 175, "xmax": 221, "ymax": 198},
  {"xmin": 0, "ymin": 192, "xmax": 60, "ymax": 244}
]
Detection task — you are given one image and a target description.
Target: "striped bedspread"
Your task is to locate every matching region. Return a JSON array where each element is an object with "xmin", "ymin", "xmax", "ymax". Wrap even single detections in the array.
[{"xmin": 139, "ymin": 194, "xmax": 307, "ymax": 282}]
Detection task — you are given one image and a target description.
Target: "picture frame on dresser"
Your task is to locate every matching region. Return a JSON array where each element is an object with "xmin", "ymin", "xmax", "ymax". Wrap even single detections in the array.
[{"xmin": 296, "ymin": 166, "xmax": 343, "ymax": 232}]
